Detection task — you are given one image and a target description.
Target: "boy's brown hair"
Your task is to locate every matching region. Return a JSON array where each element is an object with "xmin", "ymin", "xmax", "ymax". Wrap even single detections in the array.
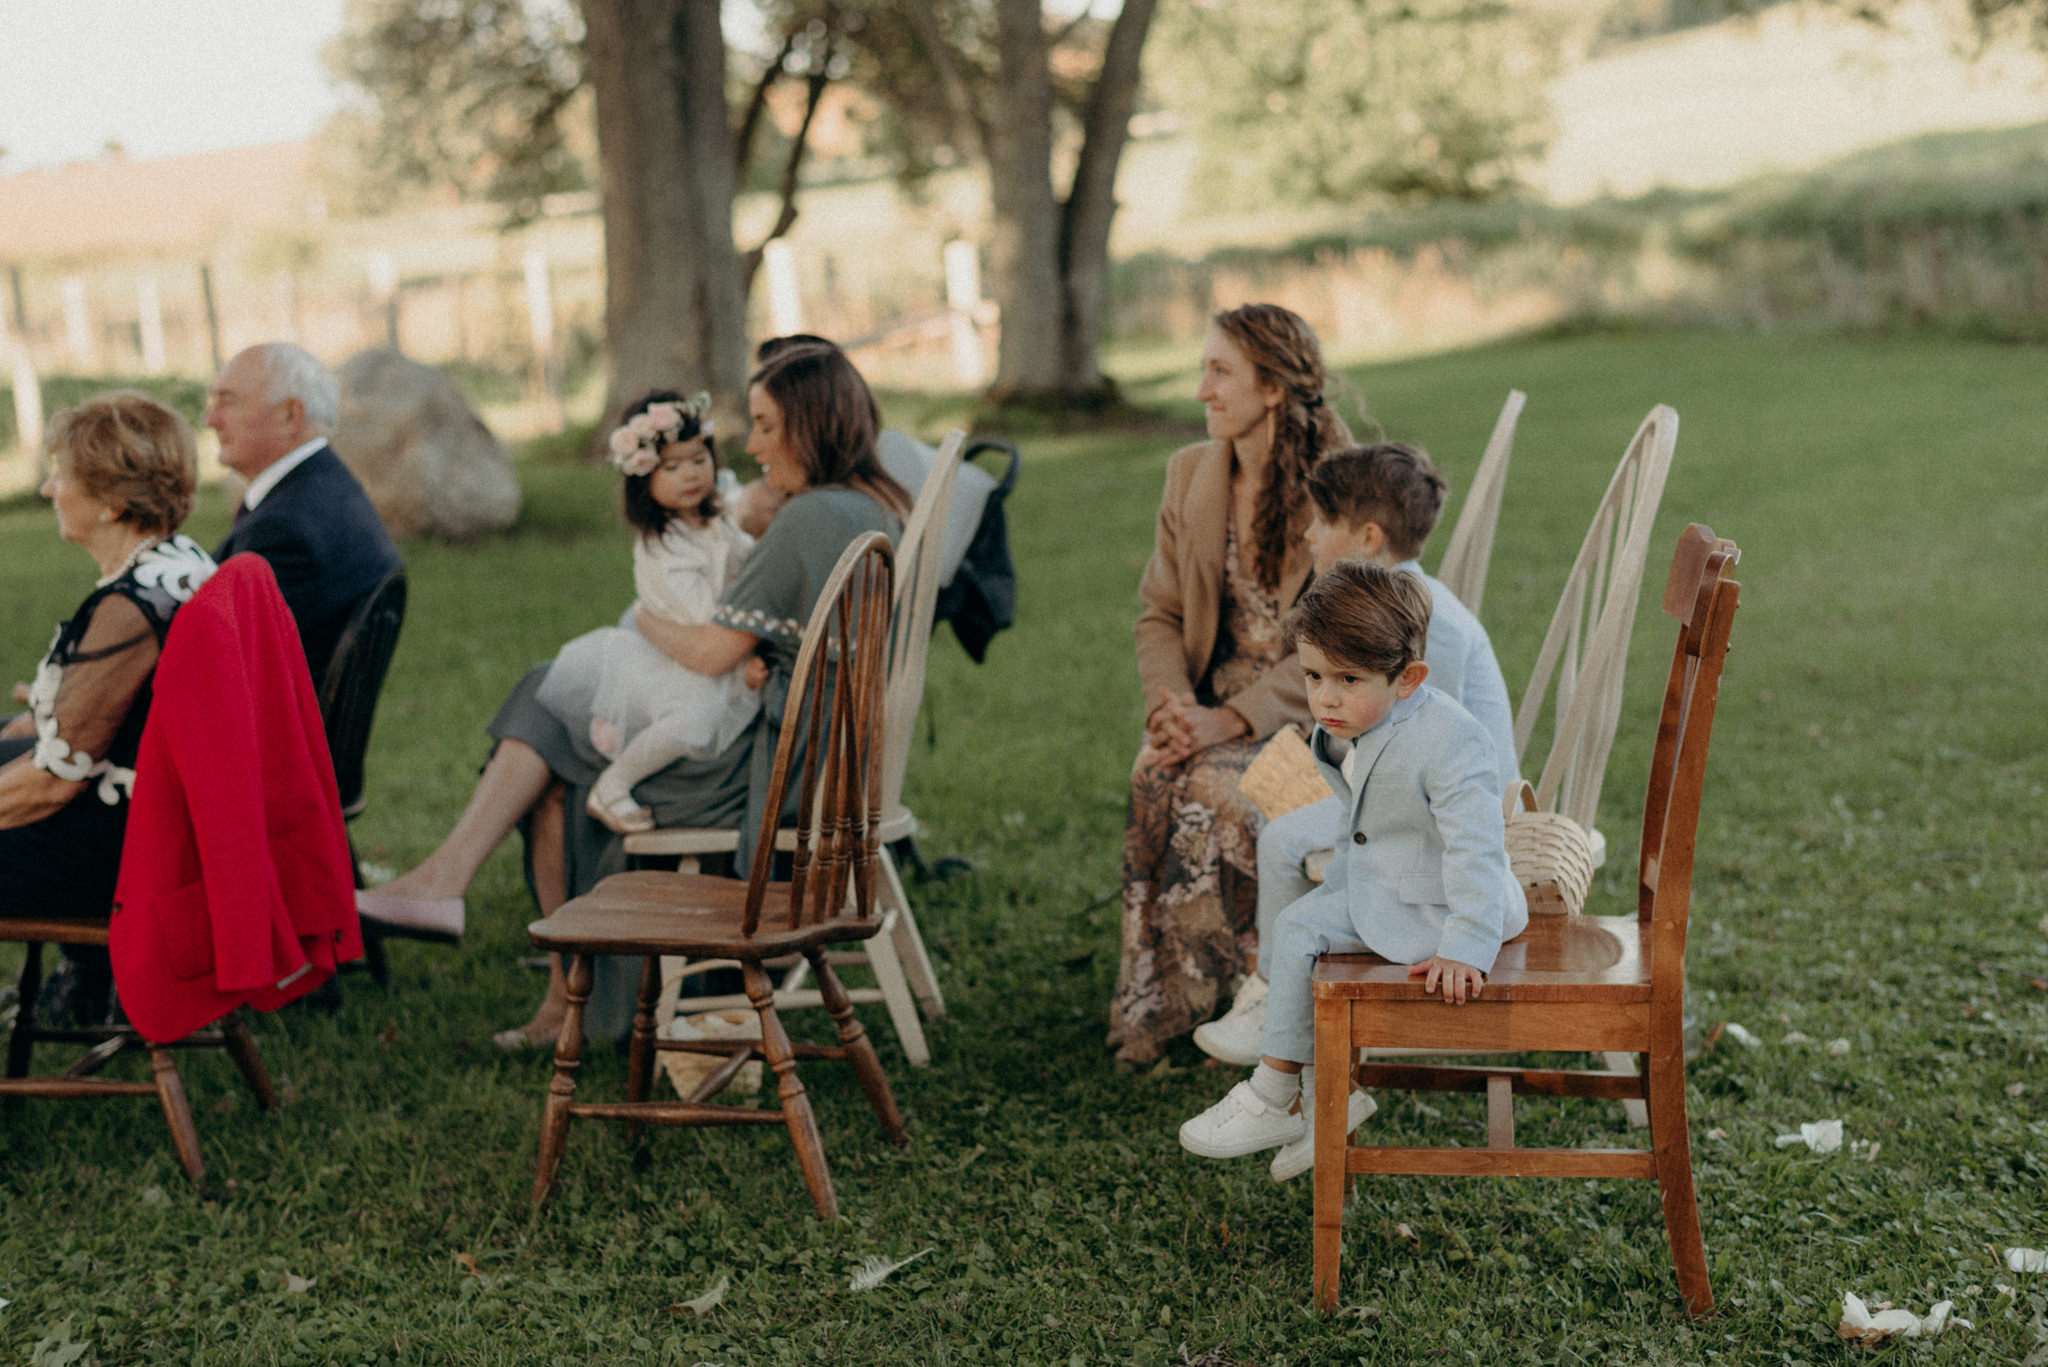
[
  {"xmin": 1305, "ymin": 442, "xmax": 1447, "ymax": 562},
  {"xmin": 1285, "ymin": 560, "xmax": 1432, "ymax": 681}
]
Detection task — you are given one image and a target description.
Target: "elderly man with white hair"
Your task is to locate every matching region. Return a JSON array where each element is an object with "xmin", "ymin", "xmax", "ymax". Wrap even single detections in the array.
[{"xmin": 207, "ymin": 343, "xmax": 402, "ymax": 684}]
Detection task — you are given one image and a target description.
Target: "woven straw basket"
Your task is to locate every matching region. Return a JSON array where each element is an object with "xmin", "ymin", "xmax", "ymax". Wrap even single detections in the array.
[
  {"xmin": 1504, "ymin": 780, "xmax": 1597, "ymax": 916},
  {"xmin": 1238, "ymin": 726, "xmax": 1329, "ymax": 820}
]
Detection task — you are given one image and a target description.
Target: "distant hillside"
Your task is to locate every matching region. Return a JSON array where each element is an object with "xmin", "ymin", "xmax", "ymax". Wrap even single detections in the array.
[{"xmin": 0, "ymin": 141, "xmax": 320, "ymax": 262}]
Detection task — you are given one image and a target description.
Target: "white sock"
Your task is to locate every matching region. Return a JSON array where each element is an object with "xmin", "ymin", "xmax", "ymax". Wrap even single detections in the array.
[
  {"xmin": 1249, "ymin": 1062, "xmax": 1299, "ymax": 1109},
  {"xmin": 1298, "ymin": 1065, "xmax": 1317, "ymax": 1113}
]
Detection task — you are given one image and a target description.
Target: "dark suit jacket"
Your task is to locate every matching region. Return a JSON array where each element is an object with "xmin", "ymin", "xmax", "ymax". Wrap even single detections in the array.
[{"xmin": 213, "ymin": 445, "xmax": 402, "ymax": 686}]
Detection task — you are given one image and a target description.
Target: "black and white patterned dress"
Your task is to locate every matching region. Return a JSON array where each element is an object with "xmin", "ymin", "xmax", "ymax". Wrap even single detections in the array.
[{"xmin": 0, "ymin": 535, "xmax": 216, "ymax": 919}]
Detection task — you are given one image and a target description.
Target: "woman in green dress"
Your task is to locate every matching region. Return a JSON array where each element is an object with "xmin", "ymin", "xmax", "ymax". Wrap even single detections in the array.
[{"xmin": 358, "ymin": 346, "xmax": 911, "ymax": 1048}]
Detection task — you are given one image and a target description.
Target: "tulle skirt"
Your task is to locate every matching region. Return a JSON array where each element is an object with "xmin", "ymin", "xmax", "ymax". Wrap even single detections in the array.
[{"xmin": 535, "ymin": 626, "xmax": 759, "ymax": 766}]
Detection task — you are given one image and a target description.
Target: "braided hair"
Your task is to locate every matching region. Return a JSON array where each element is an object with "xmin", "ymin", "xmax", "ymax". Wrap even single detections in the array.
[{"xmin": 1212, "ymin": 303, "xmax": 1353, "ymax": 591}]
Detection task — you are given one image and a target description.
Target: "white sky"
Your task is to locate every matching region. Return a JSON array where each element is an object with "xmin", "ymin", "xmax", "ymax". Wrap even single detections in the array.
[
  {"xmin": 0, "ymin": 0, "xmax": 1114, "ymax": 176},
  {"xmin": 0, "ymin": 1, "xmax": 351, "ymax": 173}
]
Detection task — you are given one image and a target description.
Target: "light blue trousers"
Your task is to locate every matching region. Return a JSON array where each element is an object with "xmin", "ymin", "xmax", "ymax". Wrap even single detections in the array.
[
  {"xmin": 1255, "ymin": 795, "xmax": 1344, "ymax": 977},
  {"xmin": 1258, "ymin": 883, "xmax": 1371, "ymax": 1065}
]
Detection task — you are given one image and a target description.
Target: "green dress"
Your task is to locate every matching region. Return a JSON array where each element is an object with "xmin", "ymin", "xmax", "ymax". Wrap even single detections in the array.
[{"xmin": 487, "ymin": 486, "xmax": 899, "ymax": 1036}]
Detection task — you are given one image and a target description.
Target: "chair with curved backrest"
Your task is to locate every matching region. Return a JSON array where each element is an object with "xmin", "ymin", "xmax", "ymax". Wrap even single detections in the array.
[
  {"xmin": 622, "ymin": 431, "xmax": 966, "ymax": 1066},
  {"xmin": 1311, "ymin": 524, "xmax": 1740, "ymax": 1317},
  {"xmin": 527, "ymin": 533, "xmax": 905, "ymax": 1217},
  {"xmin": 319, "ymin": 570, "xmax": 407, "ymax": 985},
  {"xmin": 1434, "ymin": 389, "xmax": 1526, "ymax": 616}
]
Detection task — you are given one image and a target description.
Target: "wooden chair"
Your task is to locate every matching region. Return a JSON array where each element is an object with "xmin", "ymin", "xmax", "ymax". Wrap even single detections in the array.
[
  {"xmin": 622, "ymin": 431, "xmax": 966, "ymax": 1066},
  {"xmin": 528, "ymin": 532, "xmax": 907, "ymax": 1217},
  {"xmin": 1433, "ymin": 389, "xmax": 1525, "ymax": 615},
  {"xmin": 0, "ymin": 920, "xmax": 276, "ymax": 1184},
  {"xmin": 320, "ymin": 569, "xmax": 407, "ymax": 985},
  {"xmin": 1310, "ymin": 524, "xmax": 1739, "ymax": 1317}
]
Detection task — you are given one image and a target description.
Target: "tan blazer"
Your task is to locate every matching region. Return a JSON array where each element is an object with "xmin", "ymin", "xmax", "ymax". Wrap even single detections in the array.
[{"xmin": 1133, "ymin": 439, "xmax": 1315, "ymax": 742}]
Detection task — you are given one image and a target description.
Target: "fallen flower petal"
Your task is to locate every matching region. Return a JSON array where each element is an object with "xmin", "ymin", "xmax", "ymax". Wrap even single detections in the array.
[
  {"xmin": 1838, "ymin": 1292, "xmax": 1967, "ymax": 1344},
  {"xmin": 1723, "ymin": 1022, "xmax": 1761, "ymax": 1048},
  {"xmin": 1775, "ymin": 1119, "xmax": 1844, "ymax": 1153},
  {"xmin": 678, "ymin": 1274, "xmax": 728, "ymax": 1315},
  {"xmin": 1826, "ymin": 1038, "xmax": 1851, "ymax": 1056},
  {"xmin": 283, "ymin": 1274, "xmax": 314, "ymax": 1294},
  {"xmin": 2004, "ymin": 1082, "xmax": 2027, "ymax": 1098},
  {"xmin": 2004, "ymin": 1248, "xmax": 2048, "ymax": 1274},
  {"xmin": 1706, "ymin": 1127, "xmax": 1728, "ymax": 1140},
  {"xmin": 1394, "ymin": 1223, "xmax": 1421, "ymax": 1249},
  {"xmin": 849, "ymin": 1248, "xmax": 934, "ymax": 1292},
  {"xmin": 1782, "ymin": 1031, "xmax": 1812, "ymax": 1045}
]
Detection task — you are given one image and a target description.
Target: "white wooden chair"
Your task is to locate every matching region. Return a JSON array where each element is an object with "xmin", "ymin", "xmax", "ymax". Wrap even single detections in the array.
[
  {"xmin": 1513, "ymin": 403, "xmax": 1678, "ymax": 837},
  {"xmin": 1434, "ymin": 389, "xmax": 1525, "ymax": 615},
  {"xmin": 622, "ymin": 430, "xmax": 967, "ymax": 1066},
  {"xmin": 1511, "ymin": 404, "xmax": 1678, "ymax": 1120}
]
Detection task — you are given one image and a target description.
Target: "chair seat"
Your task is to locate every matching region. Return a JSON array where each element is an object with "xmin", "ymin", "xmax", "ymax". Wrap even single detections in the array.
[
  {"xmin": 531, "ymin": 870, "xmax": 884, "ymax": 960},
  {"xmin": 1314, "ymin": 914, "xmax": 1651, "ymax": 1004},
  {"xmin": 0, "ymin": 917, "xmax": 110, "ymax": 948}
]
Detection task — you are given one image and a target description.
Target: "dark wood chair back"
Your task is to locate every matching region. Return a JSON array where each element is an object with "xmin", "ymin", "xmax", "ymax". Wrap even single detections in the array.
[
  {"xmin": 318, "ymin": 569, "xmax": 407, "ymax": 820},
  {"xmin": 743, "ymin": 533, "xmax": 893, "ymax": 938}
]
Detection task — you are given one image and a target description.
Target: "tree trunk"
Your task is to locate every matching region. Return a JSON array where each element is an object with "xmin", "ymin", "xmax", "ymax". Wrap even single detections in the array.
[
  {"xmin": 985, "ymin": 0, "xmax": 1066, "ymax": 400},
  {"xmin": 581, "ymin": 0, "xmax": 748, "ymax": 430},
  {"xmin": 1056, "ymin": 0, "xmax": 1158, "ymax": 398}
]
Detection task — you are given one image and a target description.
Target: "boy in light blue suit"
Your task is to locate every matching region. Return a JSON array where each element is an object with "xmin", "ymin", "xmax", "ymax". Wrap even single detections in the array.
[
  {"xmin": 1196, "ymin": 443, "xmax": 1518, "ymax": 1073},
  {"xmin": 1180, "ymin": 562, "xmax": 1525, "ymax": 1180}
]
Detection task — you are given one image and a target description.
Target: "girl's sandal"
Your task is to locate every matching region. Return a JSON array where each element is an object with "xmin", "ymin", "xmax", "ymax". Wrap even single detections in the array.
[{"xmin": 585, "ymin": 778, "xmax": 655, "ymax": 834}]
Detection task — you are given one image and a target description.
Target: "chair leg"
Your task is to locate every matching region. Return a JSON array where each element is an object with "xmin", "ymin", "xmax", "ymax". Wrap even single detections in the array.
[
  {"xmin": 219, "ymin": 1013, "xmax": 280, "ymax": 1109},
  {"xmin": 625, "ymin": 955, "xmax": 660, "ymax": 1143},
  {"xmin": 1645, "ymin": 1049, "xmax": 1713, "ymax": 1315},
  {"xmin": 150, "ymin": 1046, "xmax": 206, "ymax": 1185},
  {"xmin": 532, "ymin": 952, "xmax": 593, "ymax": 1206},
  {"xmin": 864, "ymin": 913, "xmax": 932, "ymax": 1068},
  {"xmin": 1312, "ymin": 994, "xmax": 1351, "ymax": 1313},
  {"xmin": 7, "ymin": 941, "xmax": 46, "ymax": 1080},
  {"xmin": 809, "ymin": 948, "xmax": 907, "ymax": 1144},
  {"xmin": 880, "ymin": 848, "xmax": 945, "ymax": 1017},
  {"xmin": 745, "ymin": 959, "xmax": 837, "ymax": 1220}
]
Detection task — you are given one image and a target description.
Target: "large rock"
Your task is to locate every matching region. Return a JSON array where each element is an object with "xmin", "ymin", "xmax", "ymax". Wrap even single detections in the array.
[{"xmin": 333, "ymin": 349, "xmax": 520, "ymax": 539}]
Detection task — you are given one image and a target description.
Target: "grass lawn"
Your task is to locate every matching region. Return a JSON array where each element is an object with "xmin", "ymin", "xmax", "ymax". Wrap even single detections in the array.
[{"xmin": 2, "ymin": 330, "xmax": 2045, "ymax": 1364}]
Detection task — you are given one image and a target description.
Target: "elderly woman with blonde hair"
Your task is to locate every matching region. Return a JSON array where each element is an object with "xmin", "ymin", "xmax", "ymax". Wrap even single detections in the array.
[{"xmin": 0, "ymin": 391, "xmax": 217, "ymax": 1015}]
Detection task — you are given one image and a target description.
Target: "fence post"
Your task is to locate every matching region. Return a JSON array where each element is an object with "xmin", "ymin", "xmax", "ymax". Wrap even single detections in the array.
[
  {"xmin": 3, "ymin": 309, "xmax": 46, "ymax": 472},
  {"xmin": 273, "ymin": 270, "xmax": 300, "ymax": 345},
  {"xmin": 523, "ymin": 248, "xmax": 563, "ymax": 433},
  {"xmin": 943, "ymin": 240, "xmax": 986, "ymax": 389},
  {"xmin": 137, "ymin": 275, "xmax": 167, "ymax": 374},
  {"xmin": 61, "ymin": 276, "xmax": 96, "ymax": 373},
  {"xmin": 763, "ymin": 239, "xmax": 803, "ymax": 337},
  {"xmin": 197, "ymin": 263, "xmax": 225, "ymax": 373},
  {"xmin": 367, "ymin": 252, "xmax": 400, "ymax": 350}
]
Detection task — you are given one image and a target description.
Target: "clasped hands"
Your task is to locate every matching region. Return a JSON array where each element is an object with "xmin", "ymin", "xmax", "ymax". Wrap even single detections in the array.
[{"xmin": 1139, "ymin": 691, "xmax": 1250, "ymax": 768}]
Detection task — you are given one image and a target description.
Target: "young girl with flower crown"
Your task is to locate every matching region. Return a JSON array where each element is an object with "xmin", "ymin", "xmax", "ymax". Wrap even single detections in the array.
[{"xmin": 535, "ymin": 390, "xmax": 765, "ymax": 834}]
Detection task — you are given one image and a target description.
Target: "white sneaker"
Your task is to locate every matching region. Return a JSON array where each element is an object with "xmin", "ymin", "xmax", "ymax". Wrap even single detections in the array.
[
  {"xmin": 1270, "ymin": 1089, "xmax": 1377, "ymax": 1182},
  {"xmin": 1192, "ymin": 975, "xmax": 1269, "ymax": 1066},
  {"xmin": 1179, "ymin": 1080, "xmax": 1305, "ymax": 1159}
]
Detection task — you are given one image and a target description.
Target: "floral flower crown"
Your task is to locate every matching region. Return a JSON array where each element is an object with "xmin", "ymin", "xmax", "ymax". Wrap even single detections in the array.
[{"xmin": 607, "ymin": 391, "xmax": 714, "ymax": 477}]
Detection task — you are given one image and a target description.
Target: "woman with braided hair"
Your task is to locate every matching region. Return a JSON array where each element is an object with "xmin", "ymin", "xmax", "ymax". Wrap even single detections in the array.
[{"xmin": 1109, "ymin": 303, "xmax": 1354, "ymax": 1065}]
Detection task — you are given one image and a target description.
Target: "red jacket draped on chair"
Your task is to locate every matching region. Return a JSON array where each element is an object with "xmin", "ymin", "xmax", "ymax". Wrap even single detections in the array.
[{"xmin": 109, "ymin": 554, "xmax": 361, "ymax": 1042}]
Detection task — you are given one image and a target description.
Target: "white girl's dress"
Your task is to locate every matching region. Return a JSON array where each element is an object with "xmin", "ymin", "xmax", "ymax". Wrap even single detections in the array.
[{"xmin": 537, "ymin": 516, "xmax": 759, "ymax": 770}]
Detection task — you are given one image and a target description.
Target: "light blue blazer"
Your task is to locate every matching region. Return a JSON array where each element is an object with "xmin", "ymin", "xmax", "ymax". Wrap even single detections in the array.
[
  {"xmin": 1393, "ymin": 560, "xmax": 1517, "ymax": 793},
  {"xmin": 1311, "ymin": 685, "xmax": 1527, "ymax": 974}
]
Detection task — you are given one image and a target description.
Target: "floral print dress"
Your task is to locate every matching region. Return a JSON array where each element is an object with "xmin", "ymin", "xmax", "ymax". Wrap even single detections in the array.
[{"xmin": 1109, "ymin": 520, "xmax": 1288, "ymax": 1064}]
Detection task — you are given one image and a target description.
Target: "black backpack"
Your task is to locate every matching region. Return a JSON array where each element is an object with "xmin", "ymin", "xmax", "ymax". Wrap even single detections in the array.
[{"xmin": 934, "ymin": 439, "xmax": 1019, "ymax": 663}]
